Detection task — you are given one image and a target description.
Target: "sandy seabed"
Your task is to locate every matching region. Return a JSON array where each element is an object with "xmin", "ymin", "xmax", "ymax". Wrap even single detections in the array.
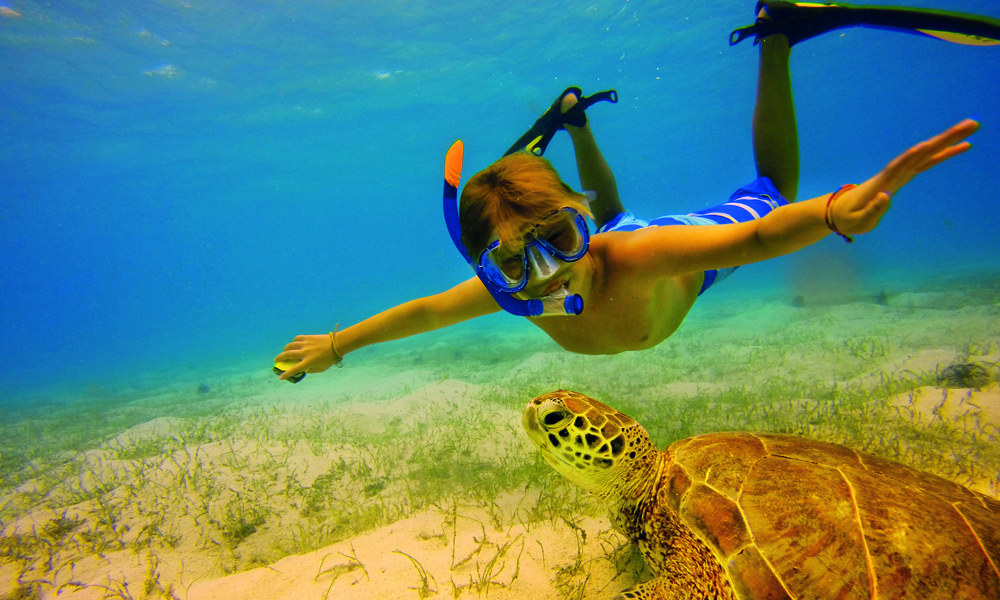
[{"xmin": 2, "ymin": 280, "xmax": 999, "ymax": 600}]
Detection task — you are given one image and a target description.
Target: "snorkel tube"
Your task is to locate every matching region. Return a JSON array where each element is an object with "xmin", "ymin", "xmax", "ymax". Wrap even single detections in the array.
[{"xmin": 443, "ymin": 141, "xmax": 583, "ymax": 317}]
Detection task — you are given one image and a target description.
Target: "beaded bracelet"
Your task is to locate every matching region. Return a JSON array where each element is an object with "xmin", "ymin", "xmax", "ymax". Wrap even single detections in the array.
[
  {"xmin": 328, "ymin": 323, "xmax": 344, "ymax": 368},
  {"xmin": 825, "ymin": 184, "xmax": 858, "ymax": 243}
]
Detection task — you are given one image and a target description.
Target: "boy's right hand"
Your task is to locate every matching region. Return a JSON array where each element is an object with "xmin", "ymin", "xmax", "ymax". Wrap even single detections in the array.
[
  {"xmin": 830, "ymin": 119, "xmax": 979, "ymax": 237},
  {"xmin": 274, "ymin": 334, "xmax": 338, "ymax": 380}
]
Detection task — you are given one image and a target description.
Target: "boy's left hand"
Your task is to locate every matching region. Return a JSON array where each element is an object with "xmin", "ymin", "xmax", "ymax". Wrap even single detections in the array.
[{"xmin": 831, "ymin": 119, "xmax": 979, "ymax": 236}]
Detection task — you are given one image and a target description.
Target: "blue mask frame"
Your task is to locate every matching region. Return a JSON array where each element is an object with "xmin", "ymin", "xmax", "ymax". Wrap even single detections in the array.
[
  {"xmin": 477, "ymin": 207, "xmax": 590, "ymax": 293},
  {"xmin": 442, "ymin": 140, "xmax": 583, "ymax": 317}
]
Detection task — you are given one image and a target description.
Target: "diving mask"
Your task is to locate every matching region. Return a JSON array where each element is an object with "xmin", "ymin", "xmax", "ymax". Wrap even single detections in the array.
[
  {"xmin": 478, "ymin": 207, "xmax": 589, "ymax": 293},
  {"xmin": 443, "ymin": 141, "xmax": 583, "ymax": 317}
]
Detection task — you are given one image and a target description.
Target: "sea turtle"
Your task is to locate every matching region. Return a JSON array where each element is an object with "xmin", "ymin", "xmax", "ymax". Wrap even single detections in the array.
[{"xmin": 522, "ymin": 390, "xmax": 1000, "ymax": 600}]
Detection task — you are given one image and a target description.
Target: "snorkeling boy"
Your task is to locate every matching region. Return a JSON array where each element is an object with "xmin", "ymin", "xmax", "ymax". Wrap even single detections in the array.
[{"xmin": 276, "ymin": 2, "xmax": 997, "ymax": 381}]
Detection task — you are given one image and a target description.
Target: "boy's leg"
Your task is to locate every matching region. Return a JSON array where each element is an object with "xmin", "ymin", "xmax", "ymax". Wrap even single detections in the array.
[
  {"xmin": 752, "ymin": 33, "xmax": 799, "ymax": 202},
  {"xmin": 562, "ymin": 93, "xmax": 627, "ymax": 230}
]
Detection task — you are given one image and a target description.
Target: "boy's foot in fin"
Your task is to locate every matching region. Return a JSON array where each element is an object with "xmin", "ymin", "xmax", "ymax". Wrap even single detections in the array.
[
  {"xmin": 503, "ymin": 86, "xmax": 618, "ymax": 157},
  {"xmin": 560, "ymin": 90, "xmax": 583, "ymax": 126},
  {"xmin": 560, "ymin": 91, "xmax": 584, "ymax": 130},
  {"xmin": 730, "ymin": 1, "xmax": 1000, "ymax": 48}
]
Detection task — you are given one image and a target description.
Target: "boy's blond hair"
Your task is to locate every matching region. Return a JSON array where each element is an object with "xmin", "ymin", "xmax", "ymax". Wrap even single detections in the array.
[{"xmin": 459, "ymin": 153, "xmax": 591, "ymax": 258}]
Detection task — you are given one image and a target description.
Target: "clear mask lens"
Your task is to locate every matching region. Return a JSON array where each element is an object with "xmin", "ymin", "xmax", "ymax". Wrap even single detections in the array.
[
  {"xmin": 479, "ymin": 207, "xmax": 589, "ymax": 292},
  {"xmin": 535, "ymin": 213, "xmax": 586, "ymax": 256}
]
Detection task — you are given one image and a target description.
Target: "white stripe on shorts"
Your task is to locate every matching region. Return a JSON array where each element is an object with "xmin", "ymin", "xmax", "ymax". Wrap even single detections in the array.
[
  {"xmin": 704, "ymin": 212, "xmax": 739, "ymax": 223},
  {"xmin": 726, "ymin": 202, "xmax": 762, "ymax": 219}
]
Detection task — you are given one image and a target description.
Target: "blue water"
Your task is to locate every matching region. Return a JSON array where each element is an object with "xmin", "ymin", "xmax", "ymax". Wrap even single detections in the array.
[{"xmin": 1, "ymin": 0, "xmax": 998, "ymax": 395}]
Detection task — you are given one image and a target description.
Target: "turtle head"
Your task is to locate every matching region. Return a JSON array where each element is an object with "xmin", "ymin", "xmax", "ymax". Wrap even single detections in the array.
[{"xmin": 523, "ymin": 390, "xmax": 657, "ymax": 500}]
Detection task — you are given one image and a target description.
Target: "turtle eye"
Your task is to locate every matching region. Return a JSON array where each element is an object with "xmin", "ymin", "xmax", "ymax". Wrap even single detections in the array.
[{"xmin": 541, "ymin": 410, "xmax": 571, "ymax": 428}]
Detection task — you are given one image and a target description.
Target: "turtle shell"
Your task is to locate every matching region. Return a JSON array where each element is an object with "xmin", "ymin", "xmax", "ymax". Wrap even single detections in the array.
[{"xmin": 664, "ymin": 432, "xmax": 1000, "ymax": 599}]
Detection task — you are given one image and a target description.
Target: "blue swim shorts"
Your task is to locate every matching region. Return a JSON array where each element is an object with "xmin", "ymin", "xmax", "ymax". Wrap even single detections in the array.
[{"xmin": 595, "ymin": 176, "xmax": 789, "ymax": 295}]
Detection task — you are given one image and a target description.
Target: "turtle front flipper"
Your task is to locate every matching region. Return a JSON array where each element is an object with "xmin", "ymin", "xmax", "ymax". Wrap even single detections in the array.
[
  {"xmin": 612, "ymin": 580, "xmax": 656, "ymax": 599},
  {"xmin": 614, "ymin": 576, "xmax": 682, "ymax": 599},
  {"xmin": 613, "ymin": 572, "xmax": 733, "ymax": 599},
  {"xmin": 609, "ymin": 558, "xmax": 737, "ymax": 599}
]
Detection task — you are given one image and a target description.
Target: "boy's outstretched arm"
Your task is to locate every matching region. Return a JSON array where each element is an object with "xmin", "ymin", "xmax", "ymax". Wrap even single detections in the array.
[
  {"xmin": 618, "ymin": 119, "xmax": 979, "ymax": 275},
  {"xmin": 274, "ymin": 277, "xmax": 501, "ymax": 380}
]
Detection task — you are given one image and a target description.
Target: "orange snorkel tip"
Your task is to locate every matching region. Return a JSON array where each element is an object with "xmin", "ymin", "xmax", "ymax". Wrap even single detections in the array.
[{"xmin": 445, "ymin": 140, "xmax": 463, "ymax": 189}]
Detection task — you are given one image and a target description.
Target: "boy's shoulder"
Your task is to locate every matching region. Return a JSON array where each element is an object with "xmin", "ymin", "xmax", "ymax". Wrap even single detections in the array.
[{"xmin": 589, "ymin": 230, "xmax": 650, "ymax": 276}]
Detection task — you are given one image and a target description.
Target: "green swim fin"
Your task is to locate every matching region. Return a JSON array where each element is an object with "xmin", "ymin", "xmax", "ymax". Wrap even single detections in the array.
[{"xmin": 730, "ymin": 1, "xmax": 1000, "ymax": 47}]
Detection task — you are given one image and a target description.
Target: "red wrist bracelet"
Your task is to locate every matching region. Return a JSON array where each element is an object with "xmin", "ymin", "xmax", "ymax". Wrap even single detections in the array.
[{"xmin": 825, "ymin": 184, "xmax": 858, "ymax": 243}]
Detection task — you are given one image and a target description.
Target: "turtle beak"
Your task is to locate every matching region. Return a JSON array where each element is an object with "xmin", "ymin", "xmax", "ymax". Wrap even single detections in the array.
[{"xmin": 522, "ymin": 401, "xmax": 544, "ymax": 447}]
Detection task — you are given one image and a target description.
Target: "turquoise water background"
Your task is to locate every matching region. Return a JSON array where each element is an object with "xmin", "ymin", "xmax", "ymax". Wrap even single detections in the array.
[{"xmin": 1, "ymin": 0, "xmax": 998, "ymax": 395}]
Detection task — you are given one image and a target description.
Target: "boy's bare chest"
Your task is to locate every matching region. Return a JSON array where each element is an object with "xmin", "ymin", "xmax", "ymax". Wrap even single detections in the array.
[{"xmin": 530, "ymin": 272, "xmax": 701, "ymax": 355}]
